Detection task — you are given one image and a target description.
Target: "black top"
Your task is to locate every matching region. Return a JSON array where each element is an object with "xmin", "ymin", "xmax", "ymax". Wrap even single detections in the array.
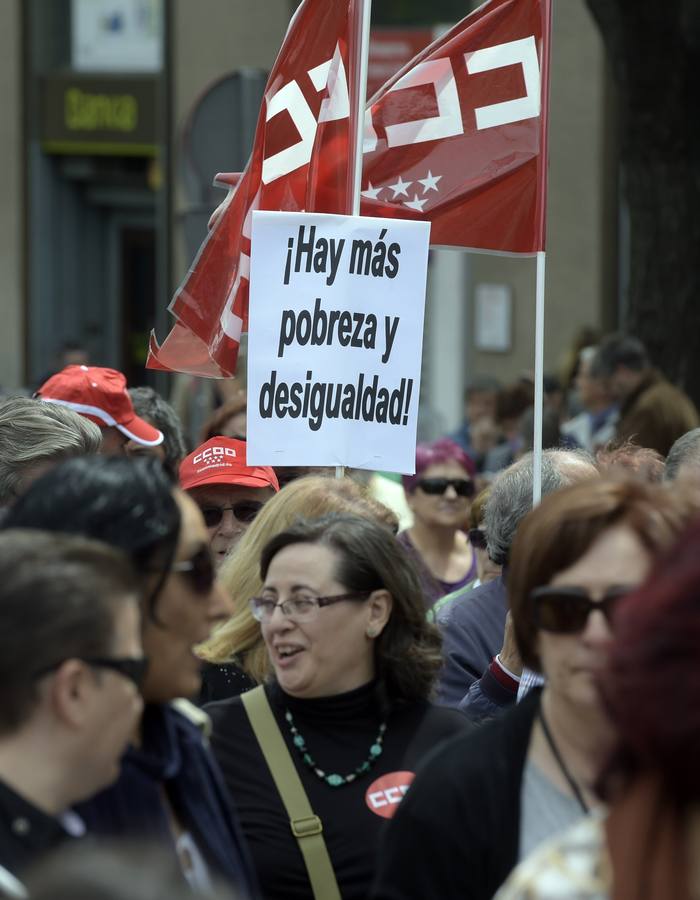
[
  {"xmin": 207, "ymin": 681, "xmax": 467, "ymax": 900},
  {"xmin": 198, "ymin": 661, "xmax": 256, "ymax": 705},
  {"xmin": 370, "ymin": 689, "xmax": 542, "ymax": 900},
  {"xmin": 0, "ymin": 779, "xmax": 77, "ymax": 879}
]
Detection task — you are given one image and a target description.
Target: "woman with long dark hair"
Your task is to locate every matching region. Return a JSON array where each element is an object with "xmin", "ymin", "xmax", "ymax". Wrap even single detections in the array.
[
  {"xmin": 371, "ymin": 478, "xmax": 688, "ymax": 900},
  {"xmin": 206, "ymin": 512, "xmax": 467, "ymax": 900}
]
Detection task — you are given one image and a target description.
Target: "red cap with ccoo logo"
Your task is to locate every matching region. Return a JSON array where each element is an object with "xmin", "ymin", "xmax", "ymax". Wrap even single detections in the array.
[
  {"xmin": 36, "ymin": 365, "xmax": 164, "ymax": 447},
  {"xmin": 179, "ymin": 437, "xmax": 279, "ymax": 492}
]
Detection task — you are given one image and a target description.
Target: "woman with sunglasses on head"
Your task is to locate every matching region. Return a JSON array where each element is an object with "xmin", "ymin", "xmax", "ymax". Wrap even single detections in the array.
[
  {"xmin": 206, "ymin": 513, "xmax": 468, "ymax": 900},
  {"xmin": 3, "ymin": 456, "xmax": 258, "ymax": 898},
  {"xmin": 371, "ymin": 478, "xmax": 687, "ymax": 900},
  {"xmin": 399, "ymin": 439, "xmax": 478, "ymax": 609}
]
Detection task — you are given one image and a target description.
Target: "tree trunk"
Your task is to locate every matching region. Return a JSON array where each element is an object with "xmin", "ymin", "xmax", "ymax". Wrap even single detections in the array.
[{"xmin": 585, "ymin": 0, "xmax": 700, "ymax": 400}]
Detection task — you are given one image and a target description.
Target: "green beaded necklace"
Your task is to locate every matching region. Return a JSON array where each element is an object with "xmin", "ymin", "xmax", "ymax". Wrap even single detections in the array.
[{"xmin": 284, "ymin": 708, "xmax": 387, "ymax": 788}]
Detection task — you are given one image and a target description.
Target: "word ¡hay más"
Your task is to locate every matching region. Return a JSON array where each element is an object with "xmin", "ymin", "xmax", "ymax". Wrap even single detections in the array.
[
  {"xmin": 283, "ymin": 224, "xmax": 401, "ymax": 286},
  {"xmin": 259, "ymin": 369, "xmax": 414, "ymax": 432}
]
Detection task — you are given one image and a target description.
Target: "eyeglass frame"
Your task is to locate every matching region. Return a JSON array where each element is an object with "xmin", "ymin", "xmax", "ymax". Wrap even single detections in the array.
[
  {"xmin": 531, "ymin": 585, "xmax": 630, "ymax": 634},
  {"xmin": 415, "ymin": 477, "xmax": 475, "ymax": 498},
  {"xmin": 249, "ymin": 591, "xmax": 373, "ymax": 623},
  {"xmin": 170, "ymin": 546, "xmax": 217, "ymax": 594},
  {"xmin": 35, "ymin": 656, "xmax": 149, "ymax": 690},
  {"xmin": 199, "ymin": 500, "xmax": 265, "ymax": 528}
]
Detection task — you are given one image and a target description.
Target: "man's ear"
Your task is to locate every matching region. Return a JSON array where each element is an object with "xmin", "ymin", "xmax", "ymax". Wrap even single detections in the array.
[
  {"xmin": 365, "ymin": 590, "xmax": 393, "ymax": 639},
  {"xmin": 50, "ymin": 660, "xmax": 91, "ymax": 729}
]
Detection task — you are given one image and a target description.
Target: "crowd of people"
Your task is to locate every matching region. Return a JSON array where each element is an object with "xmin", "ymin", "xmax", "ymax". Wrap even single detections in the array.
[{"xmin": 0, "ymin": 329, "xmax": 699, "ymax": 899}]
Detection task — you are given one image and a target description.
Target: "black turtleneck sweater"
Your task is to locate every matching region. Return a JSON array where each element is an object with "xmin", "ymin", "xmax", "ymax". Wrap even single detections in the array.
[{"xmin": 206, "ymin": 682, "xmax": 467, "ymax": 900}]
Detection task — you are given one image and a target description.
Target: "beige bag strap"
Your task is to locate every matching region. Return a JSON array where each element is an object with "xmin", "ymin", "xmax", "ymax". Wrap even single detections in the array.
[{"xmin": 241, "ymin": 686, "xmax": 342, "ymax": 900}]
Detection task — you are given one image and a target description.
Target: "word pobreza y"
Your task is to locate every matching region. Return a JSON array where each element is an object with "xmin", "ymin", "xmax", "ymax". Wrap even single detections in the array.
[
  {"xmin": 277, "ymin": 298, "xmax": 400, "ymax": 366},
  {"xmin": 247, "ymin": 211, "xmax": 429, "ymax": 473}
]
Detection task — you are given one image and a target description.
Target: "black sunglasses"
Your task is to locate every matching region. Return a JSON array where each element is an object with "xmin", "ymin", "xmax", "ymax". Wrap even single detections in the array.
[
  {"xmin": 532, "ymin": 585, "xmax": 630, "ymax": 634},
  {"xmin": 200, "ymin": 501, "xmax": 264, "ymax": 528},
  {"xmin": 172, "ymin": 546, "xmax": 217, "ymax": 594},
  {"xmin": 36, "ymin": 656, "xmax": 149, "ymax": 690},
  {"xmin": 467, "ymin": 527, "xmax": 488, "ymax": 550},
  {"xmin": 417, "ymin": 477, "xmax": 475, "ymax": 498}
]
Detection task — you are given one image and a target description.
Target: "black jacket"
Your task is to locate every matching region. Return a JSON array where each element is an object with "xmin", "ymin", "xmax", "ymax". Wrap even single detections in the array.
[
  {"xmin": 77, "ymin": 703, "xmax": 259, "ymax": 898},
  {"xmin": 370, "ymin": 689, "xmax": 541, "ymax": 900},
  {"xmin": 0, "ymin": 779, "xmax": 77, "ymax": 881}
]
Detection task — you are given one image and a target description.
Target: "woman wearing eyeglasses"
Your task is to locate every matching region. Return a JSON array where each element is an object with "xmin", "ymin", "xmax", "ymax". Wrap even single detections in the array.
[
  {"xmin": 206, "ymin": 513, "xmax": 468, "ymax": 900},
  {"xmin": 3, "ymin": 456, "xmax": 258, "ymax": 898},
  {"xmin": 197, "ymin": 475, "xmax": 399, "ymax": 704},
  {"xmin": 399, "ymin": 439, "xmax": 478, "ymax": 609},
  {"xmin": 370, "ymin": 478, "xmax": 687, "ymax": 900}
]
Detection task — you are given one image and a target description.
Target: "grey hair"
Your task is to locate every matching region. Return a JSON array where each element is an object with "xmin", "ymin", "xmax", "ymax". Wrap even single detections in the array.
[
  {"xmin": 484, "ymin": 448, "xmax": 596, "ymax": 565},
  {"xmin": 0, "ymin": 397, "xmax": 102, "ymax": 505},
  {"xmin": 664, "ymin": 428, "xmax": 700, "ymax": 481},
  {"xmin": 128, "ymin": 387, "xmax": 187, "ymax": 481}
]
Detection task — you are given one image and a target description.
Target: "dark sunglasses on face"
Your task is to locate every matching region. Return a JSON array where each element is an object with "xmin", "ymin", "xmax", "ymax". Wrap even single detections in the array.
[
  {"xmin": 172, "ymin": 546, "xmax": 217, "ymax": 594},
  {"xmin": 36, "ymin": 656, "xmax": 149, "ymax": 690},
  {"xmin": 416, "ymin": 477, "xmax": 475, "ymax": 498},
  {"xmin": 532, "ymin": 585, "xmax": 631, "ymax": 634},
  {"xmin": 200, "ymin": 500, "xmax": 264, "ymax": 528},
  {"xmin": 467, "ymin": 527, "xmax": 488, "ymax": 550}
]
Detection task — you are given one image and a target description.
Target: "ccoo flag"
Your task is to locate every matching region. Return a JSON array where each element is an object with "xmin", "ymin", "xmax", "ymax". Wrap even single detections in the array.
[
  {"xmin": 149, "ymin": 0, "xmax": 551, "ymax": 378},
  {"xmin": 360, "ymin": 0, "xmax": 551, "ymax": 253},
  {"xmin": 148, "ymin": 0, "xmax": 361, "ymax": 377}
]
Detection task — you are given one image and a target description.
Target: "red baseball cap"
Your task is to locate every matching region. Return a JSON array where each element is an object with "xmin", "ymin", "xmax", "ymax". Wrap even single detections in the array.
[
  {"xmin": 37, "ymin": 365, "xmax": 164, "ymax": 447},
  {"xmin": 180, "ymin": 437, "xmax": 279, "ymax": 492}
]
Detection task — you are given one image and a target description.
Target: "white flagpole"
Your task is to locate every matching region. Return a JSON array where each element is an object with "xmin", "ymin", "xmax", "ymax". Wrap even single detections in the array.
[
  {"xmin": 532, "ymin": 251, "xmax": 546, "ymax": 504},
  {"xmin": 351, "ymin": 0, "xmax": 372, "ymax": 216},
  {"xmin": 337, "ymin": 0, "xmax": 372, "ymax": 479}
]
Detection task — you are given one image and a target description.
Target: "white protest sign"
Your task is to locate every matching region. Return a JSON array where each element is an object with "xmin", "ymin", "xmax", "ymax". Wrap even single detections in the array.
[{"xmin": 247, "ymin": 211, "xmax": 430, "ymax": 473}]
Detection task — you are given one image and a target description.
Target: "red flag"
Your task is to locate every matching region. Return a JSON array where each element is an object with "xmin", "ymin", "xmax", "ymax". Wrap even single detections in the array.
[
  {"xmin": 148, "ymin": 0, "xmax": 361, "ymax": 377},
  {"xmin": 149, "ymin": 0, "xmax": 550, "ymax": 377},
  {"xmin": 360, "ymin": 0, "xmax": 551, "ymax": 254}
]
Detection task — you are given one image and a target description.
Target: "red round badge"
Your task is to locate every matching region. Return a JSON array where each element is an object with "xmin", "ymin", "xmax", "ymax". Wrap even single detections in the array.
[{"xmin": 364, "ymin": 771, "xmax": 415, "ymax": 819}]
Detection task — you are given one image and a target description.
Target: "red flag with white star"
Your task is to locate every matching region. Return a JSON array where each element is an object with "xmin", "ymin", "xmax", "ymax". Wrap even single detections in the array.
[
  {"xmin": 148, "ymin": 0, "xmax": 550, "ymax": 377},
  {"xmin": 359, "ymin": 0, "xmax": 551, "ymax": 253},
  {"xmin": 148, "ymin": 0, "xmax": 361, "ymax": 377}
]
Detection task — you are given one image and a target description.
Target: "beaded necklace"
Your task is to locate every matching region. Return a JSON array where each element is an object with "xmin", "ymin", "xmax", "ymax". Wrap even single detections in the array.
[{"xmin": 284, "ymin": 708, "xmax": 387, "ymax": 788}]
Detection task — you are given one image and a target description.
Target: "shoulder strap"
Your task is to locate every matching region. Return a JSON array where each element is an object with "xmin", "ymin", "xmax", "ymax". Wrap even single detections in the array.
[{"xmin": 241, "ymin": 686, "xmax": 342, "ymax": 900}]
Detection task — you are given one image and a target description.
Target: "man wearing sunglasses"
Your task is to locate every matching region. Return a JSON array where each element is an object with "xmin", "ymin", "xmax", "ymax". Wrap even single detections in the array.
[
  {"xmin": 180, "ymin": 437, "xmax": 279, "ymax": 569},
  {"xmin": 0, "ymin": 531, "xmax": 145, "ymax": 886}
]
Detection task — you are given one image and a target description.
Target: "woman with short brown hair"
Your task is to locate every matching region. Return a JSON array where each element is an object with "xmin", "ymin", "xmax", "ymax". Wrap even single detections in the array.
[{"xmin": 371, "ymin": 478, "xmax": 687, "ymax": 900}]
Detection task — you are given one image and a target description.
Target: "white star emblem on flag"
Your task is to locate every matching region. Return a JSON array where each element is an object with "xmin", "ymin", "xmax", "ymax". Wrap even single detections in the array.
[
  {"xmin": 404, "ymin": 194, "xmax": 428, "ymax": 212},
  {"xmin": 388, "ymin": 175, "xmax": 412, "ymax": 199},
  {"xmin": 361, "ymin": 182, "xmax": 383, "ymax": 200},
  {"xmin": 418, "ymin": 170, "xmax": 442, "ymax": 193}
]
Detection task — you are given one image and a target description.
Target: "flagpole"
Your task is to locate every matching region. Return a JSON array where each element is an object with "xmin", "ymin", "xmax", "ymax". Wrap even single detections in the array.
[
  {"xmin": 351, "ymin": 0, "xmax": 372, "ymax": 216},
  {"xmin": 532, "ymin": 251, "xmax": 546, "ymax": 504},
  {"xmin": 336, "ymin": 0, "xmax": 372, "ymax": 479}
]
